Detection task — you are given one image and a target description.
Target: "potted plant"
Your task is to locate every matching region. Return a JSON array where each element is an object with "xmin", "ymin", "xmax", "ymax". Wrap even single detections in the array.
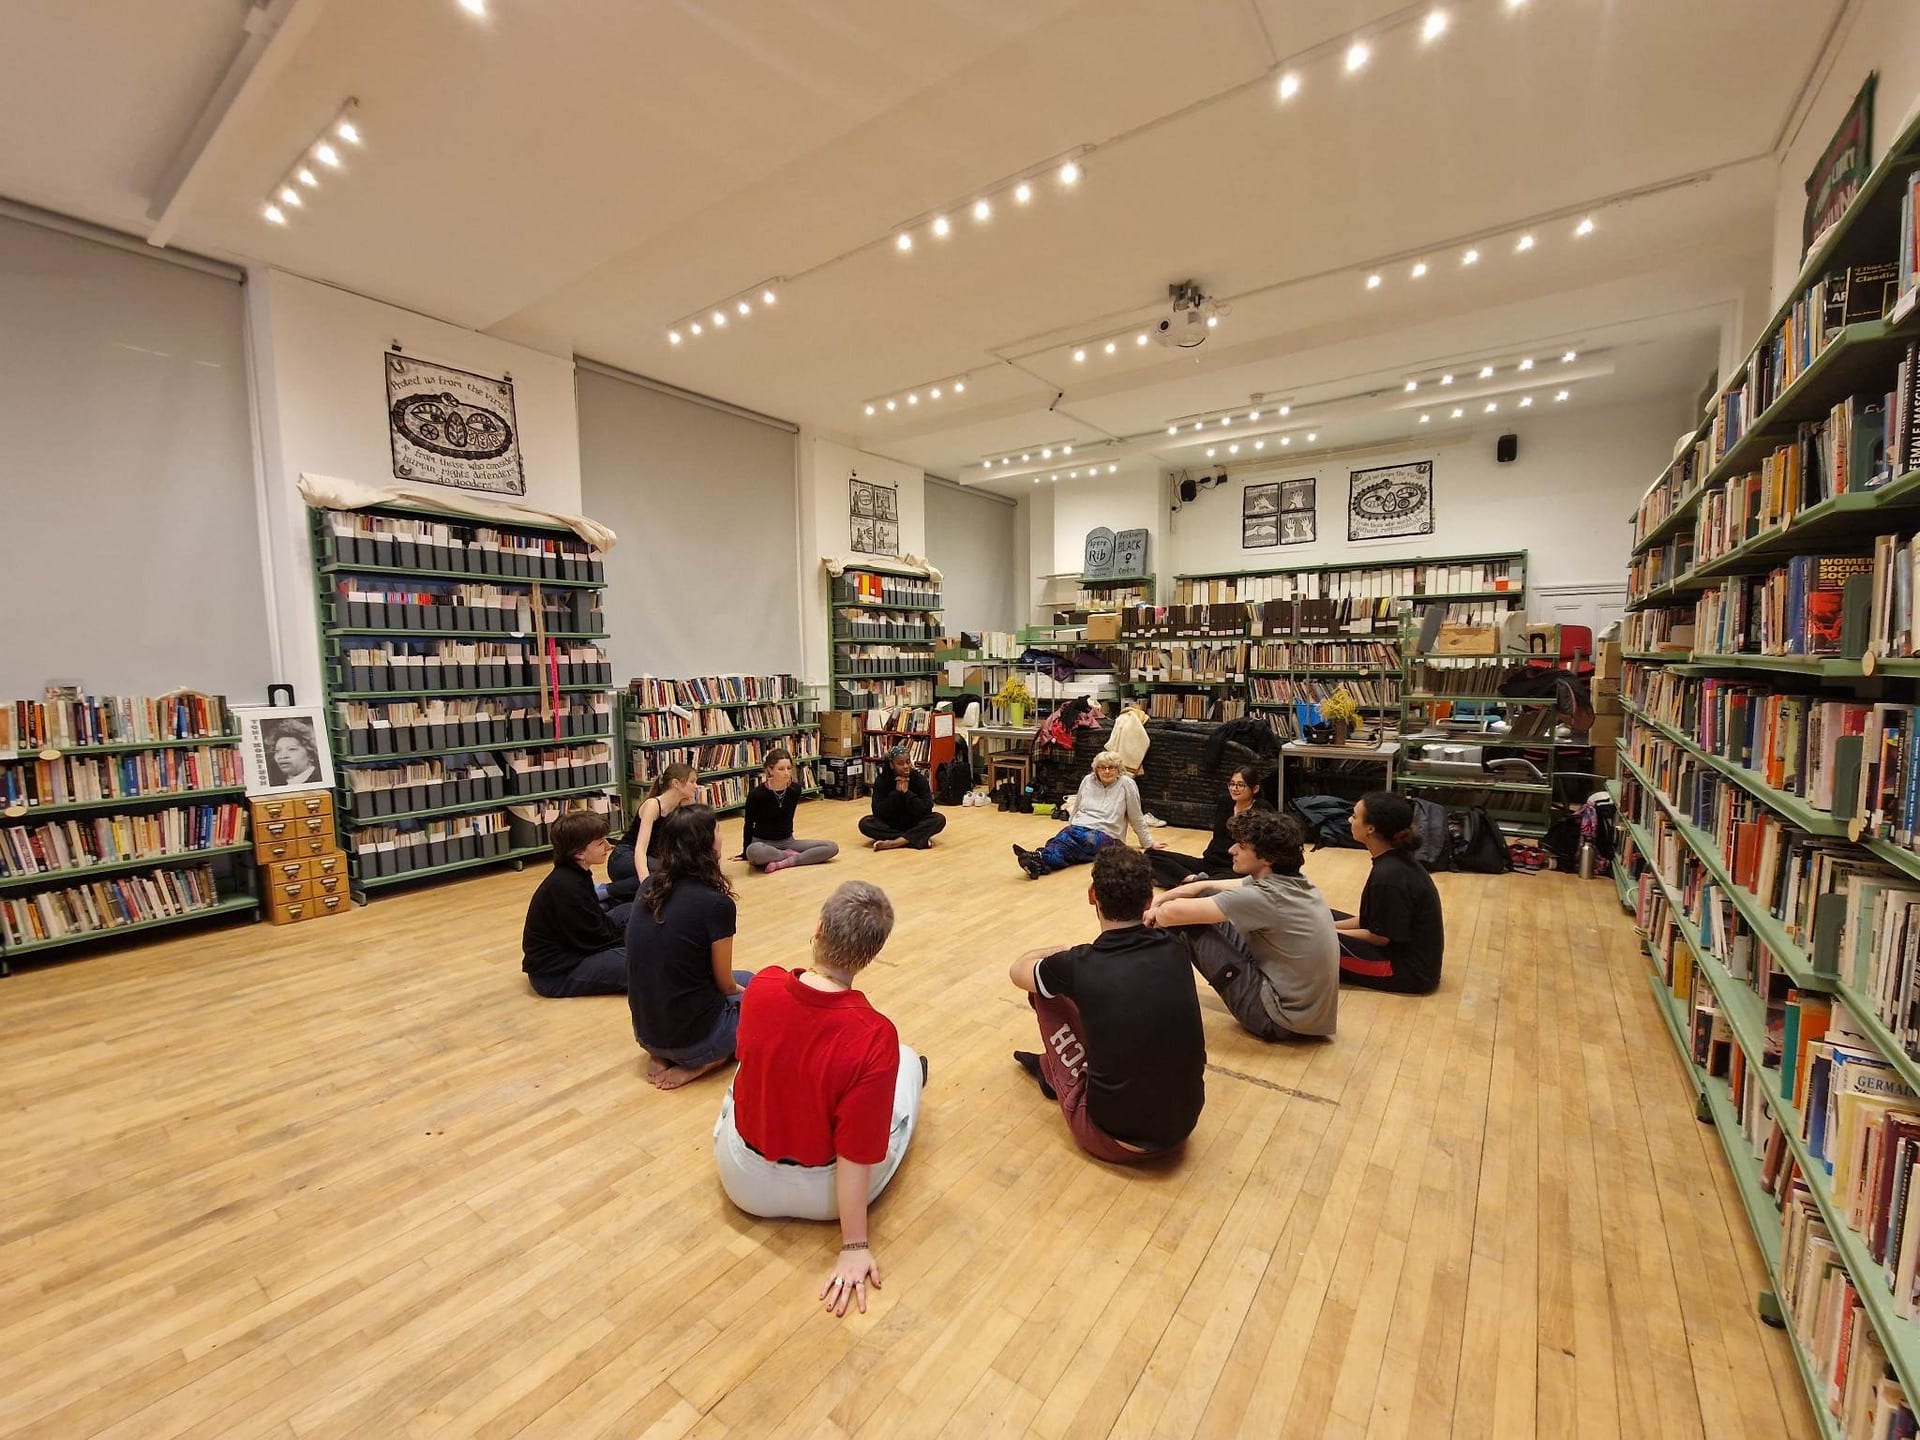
[
  {"xmin": 995, "ymin": 674, "xmax": 1035, "ymax": 728},
  {"xmin": 1319, "ymin": 688, "xmax": 1360, "ymax": 746}
]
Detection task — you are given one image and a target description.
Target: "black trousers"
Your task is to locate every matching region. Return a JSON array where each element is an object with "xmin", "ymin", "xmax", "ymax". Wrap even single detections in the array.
[
  {"xmin": 859, "ymin": 812, "xmax": 947, "ymax": 848},
  {"xmin": 1331, "ymin": 909, "xmax": 1436, "ymax": 994},
  {"xmin": 1149, "ymin": 849, "xmax": 1228, "ymax": 890}
]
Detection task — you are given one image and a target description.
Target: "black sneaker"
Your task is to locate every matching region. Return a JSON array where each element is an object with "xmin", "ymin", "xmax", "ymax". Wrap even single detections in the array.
[
  {"xmin": 1013, "ymin": 1050, "xmax": 1056, "ymax": 1100},
  {"xmin": 920, "ymin": 1054, "xmax": 930, "ymax": 1087}
]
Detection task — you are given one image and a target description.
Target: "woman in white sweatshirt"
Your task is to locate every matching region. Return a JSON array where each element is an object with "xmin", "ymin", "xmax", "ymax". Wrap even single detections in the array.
[{"xmin": 1012, "ymin": 750, "xmax": 1162, "ymax": 879}]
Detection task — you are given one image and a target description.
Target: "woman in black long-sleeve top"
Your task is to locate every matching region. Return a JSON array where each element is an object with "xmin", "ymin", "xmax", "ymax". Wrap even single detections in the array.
[
  {"xmin": 858, "ymin": 744, "xmax": 948, "ymax": 851},
  {"xmin": 1149, "ymin": 763, "xmax": 1272, "ymax": 889},
  {"xmin": 740, "ymin": 749, "xmax": 840, "ymax": 871}
]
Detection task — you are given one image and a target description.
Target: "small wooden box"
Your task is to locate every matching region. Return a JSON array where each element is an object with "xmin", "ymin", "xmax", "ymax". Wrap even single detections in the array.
[
  {"xmin": 269, "ymin": 891, "xmax": 349, "ymax": 926},
  {"xmin": 251, "ymin": 791, "xmax": 333, "ymax": 823},
  {"xmin": 1434, "ymin": 625, "xmax": 1499, "ymax": 656}
]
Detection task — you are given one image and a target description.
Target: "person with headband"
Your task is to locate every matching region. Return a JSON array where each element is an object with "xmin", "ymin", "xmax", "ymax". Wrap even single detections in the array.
[
  {"xmin": 740, "ymin": 749, "xmax": 839, "ymax": 871},
  {"xmin": 1333, "ymin": 791, "xmax": 1446, "ymax": 994},
  {"xmin": 1012, "ymin": 749, "xmax": 1161, "ymax": 879},
  {"xmin": 857, "ymin": 744, "xmax": 947, "ymax": 851},
  {"xmin": 714, "ymin": 881, "xmax": 925, "ymax": 1317}
]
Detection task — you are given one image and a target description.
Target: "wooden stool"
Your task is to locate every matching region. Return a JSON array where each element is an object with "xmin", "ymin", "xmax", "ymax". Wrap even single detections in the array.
[{"xmin": 988, "ymin": 755, "xmax": 1031, "ymax": 795}]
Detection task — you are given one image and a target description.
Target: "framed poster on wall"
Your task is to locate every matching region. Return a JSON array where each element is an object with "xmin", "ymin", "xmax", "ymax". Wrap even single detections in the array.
[
  {"xmin": 849, "ymin": 474, "xmax": 900, "ymax": 556},
  {"xmin": 1348, "ymin": 461, "xmax": 1433, "ymax": 542},
  {"xmin": 1280, "ymin": 477, "xmax": 1315, "ymax": 546},
  {"xmin": 385, "ymin": 353, "xmax": 526, "ymax": 495},
  {"xmin": 1241, "ymin": 483, "xmax": 1279, "ymax": 549}
]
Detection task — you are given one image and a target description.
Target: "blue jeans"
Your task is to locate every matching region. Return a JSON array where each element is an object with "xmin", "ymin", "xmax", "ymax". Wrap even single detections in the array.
[
  {"xmin": 642, "ymin": 969, "xmax": 756, "ymax": 1067},
  {"xmin": 1033, "ymin": 824, "xmax": 1114, "ymax": 874}
]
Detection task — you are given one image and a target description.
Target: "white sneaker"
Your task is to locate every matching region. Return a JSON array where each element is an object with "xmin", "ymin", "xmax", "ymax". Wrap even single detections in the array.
[{"xmin": 1142, "ymin": 812, "xmax": 1169, "ymax": 827}]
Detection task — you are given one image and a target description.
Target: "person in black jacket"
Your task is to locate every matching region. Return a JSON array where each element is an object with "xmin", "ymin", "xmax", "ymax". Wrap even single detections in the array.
[
  {"xmin": 740, "ymin": 749, "xmax": 840, "ymax": 871},
  {"xmin": 1148, "ymin": 763, "xmax": 1271, "ymax": 889},
  {"xmin": 857, "ymin": 745, "xmax": 947, "ymax": 851},
  {"xmin": 521, "ymin": 810, "xmax": 628, "ymax": 998}
]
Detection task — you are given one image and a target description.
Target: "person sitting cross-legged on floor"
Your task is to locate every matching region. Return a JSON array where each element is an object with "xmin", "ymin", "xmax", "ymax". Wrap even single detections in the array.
[
  {"xmin": 714, "ymin": 880, "xmax": 925, "ymax": 1318},
  {"xmin": 1007, "ymin": 846, "xmax": 1206, "ymax": 1163},
  {"xmin": 628, "ymin": 804, "xmax": 755, "ymax": 1090},
  {"xmin": 1147, "ymin": 762, "xmax": 1273, "ymax": 891},
  {"xmin": 857, "ymin": 745, "xmax": 947, "ymax": 852},
  {"xmin": 741, "ymin": 749, "xmax": 840, "ymax": 872},
  {"xmin": 1147, "ymin": 809, "xmax": 1339, "ymax": 1042},
  {"xmin": 521, "ymin": 809, "xmax": 631, "ymax": 998},
  {"xmin": 1012, "ymin": 749, "xmax": 1163, "ymax": 879},
  {"xmin": 1334, "ymin": 791, "xmax": 1446, "ymax": 995},
  {"xmin": 606, "ymin": 762, "xmax": 698, "ymax": 905}
]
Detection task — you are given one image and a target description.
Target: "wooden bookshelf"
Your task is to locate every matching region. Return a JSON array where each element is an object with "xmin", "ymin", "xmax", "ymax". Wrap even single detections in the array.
[
  {"xmin": 1611, "ymin": 94, "xmax": 1920, "ymax": 1435},
  {"xmin": 0, "ymin": 693, "xmax": 258, "ymax": 969},
  {"xmin": 617, "ymin": 676, "xmax": 819, "ymax": 825},
  {"xmin": 827, "ymin": 562, "xmax": 942, "ymax": 713},
  {"xmin": 309, "ymin": 503, "xmax": 617, "ymax": 900}
]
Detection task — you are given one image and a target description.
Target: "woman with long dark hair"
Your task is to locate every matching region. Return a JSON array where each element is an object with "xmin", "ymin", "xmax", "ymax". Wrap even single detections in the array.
[
  {"xmin": 627, "ymin": 804, "xmax": 755, "ymax": 1089},
  {"xmin": 1148, "ymin": 763, "xmax": 1271, "ymax": 889},
  {"xmin": 1334, "ymin": 791, "xmax": 1445, "ymax": 994},
  {"xmin": 606, "ymin": 762, "xmax": 697, "ymax": 903},
  {"xmin": 741, "ymin": 750, "xmax": 839, "ymax": 871}
]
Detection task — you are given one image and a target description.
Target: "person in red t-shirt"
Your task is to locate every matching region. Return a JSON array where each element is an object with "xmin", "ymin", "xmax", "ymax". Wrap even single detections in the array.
[{"xmin": 714, "ymin": 880, "xmax": 925, "ymax": 1317}]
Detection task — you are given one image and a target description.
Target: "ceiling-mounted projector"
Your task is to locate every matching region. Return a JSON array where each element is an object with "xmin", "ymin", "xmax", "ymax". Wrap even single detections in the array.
[{"xmin": 1153, "ymin": 280, "xmax": 1217, "ymax": 349}]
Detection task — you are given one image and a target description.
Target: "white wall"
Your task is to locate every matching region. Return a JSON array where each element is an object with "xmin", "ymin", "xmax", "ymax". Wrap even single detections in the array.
[
  {"xmin": 1047, "ymin": 465, "xmax": 1166, "ymax": 590},
  {"xmin": 0, "ymin": 215, "xmax": 272, "ymax": 702},
  {"xmin": 924, "ymin": 477, "xmax": 1018, "ymax": 634},
  {"xmin": 1770, "ymin": 0, "xmax": 1920, "ymax": 312},
  {"xmin": 576, "ymin": 367, "xmax": 801, "ymax": 680},
  {"xmin": 796, "ymin": 436, "xmax": 926, "ymax": 685},
  {"xmin": 249, "ymin": 268, "xmax": 584, "ymax": 703},
  {"xmin": 1159, "ymin": 397, "xmax": 1691, "ymax": 598}
]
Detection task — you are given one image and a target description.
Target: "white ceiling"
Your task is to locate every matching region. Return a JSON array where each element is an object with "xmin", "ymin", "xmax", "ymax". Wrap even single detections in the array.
[{"xmin": 0, "ymin": 0, "xmax": 1841, "ymax": 489}]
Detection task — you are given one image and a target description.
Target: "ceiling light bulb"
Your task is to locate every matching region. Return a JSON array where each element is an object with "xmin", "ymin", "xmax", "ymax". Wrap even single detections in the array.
[
  {"xmin": 459, "ymin": 0, "xmax": 485, "ymax": 14},
  {"xmin": 1519, "ymin": 396, "xmax": 1533, "ymax": 407},
  {"xmin": 973, "ymin": 199, "xmax": 991, "ymax": 221},
  {"xmin": 907, "ymin": 393, "xmax": 918, "ymax": 405},
  {"xmin": 1307, "ymin": 432, "xmax": 1317, "ymax": 442},
  {"xmin": 1484, "ymin": 402, "xmax": 1497, "ymax": 413},
  {"xmin": 1366, "ymin": 274, "xmax": 1382, "ymax": 290},
  {"xmin": 1250, "ymin": 410, "xmax": 1261, "ymax": 421},
  {"xmin": 1014, "ymin": 182, "xmax": 1032, "ymax": 204},
  {"xmin": 1063, "ymin": 445, "xmax": 1073, "ymax": 454},
  {"xmin": 1479, "ymin": 366, "xmax": 1494, "ymax": 378},
  {"xmin": 1168, "ymin": 425, "xmax": 1179, "ymax": 435},
  {"xmin": 1575, "ymin": 217, "xmax": 1595, "ymax": 237},
  {"xmin": 1345, "ymin": 40, "xmax": 1370, "ymax": 72},
  {"xmin": 1451, "ymin": 407, "xmax": 1464, "ymax": 418},
  {"xmin": 1229, "ymin": 444, "xmax": 1239, "ymax": 454},
  {"xmin": 1279, "ymin": 405, "xmax": 1290, "ymax": 416},
  {"xmin": 1070, "ymin": 470, "xmax": 1079, "ymax": 478},
  {"xmin": 1422, "ymin": 10, "xmax": 1448, "ymax": 41},
  {"xmin": 932, "ymin": 215, "xmax": 950, "ymax": 238},
  {"xmin": 1206, "ymin": 315, "xmax": 1219, "ymax": 328},
  {"xmin": 1411, "ymin": 261, "xmax": 1428, "ymax": 278},
  {"xmin": 762, "ymin": 289, "xmax": 777, "ymax": 304},
  {"xmin": 1281, "ymin": 437, "xmax": 1291, "ymax": 446},
  {"xmin": 1419, "ymin": 414, "xmax": 1431, "ymax": 424},
  {"xmin": 1207, "ymin": 448, "xmax": 1216, "ymax": 458},
  {"xmin": 1562, "ymin": 350, "xmax": 1577, "ymax": 362},
  {"xmin": 864, "ymin": 403, "xmax": 874, "ymax": 415},
  {"xmin": 1051, "ymin": 474, "xmax": 1059, "ymax": 482},
  {"xmin": 263, "ymin": 203, "xmax": 286, "ymax": 224},
  {"xmin": 669, "ymin": 331, "xmax": 682, "ymax": 345},
  {"xmin": 279, "ymin": 186, "xmax": 301, "ymax": 206},
  {"xmin": 1107, "ymin": 463, "xmax": 1117, "ymax": 473},
  {"xmin": 1042, "ymin": 448, "xmax": 1052, "ymax": 458},
  {"xmin": 953, "ymin": 381, "xmax": 965, "ymax": 392},
  {"xmin": 886, "ymin": 400, "xmax": 896, "ymax": 411},
  {"xmin": 1506, "ymin": 0, "xmax": 1526, "ymax": 9},
  {"xmin": 1555, "ymin": 389, "xmax": 1569, "ymax": 401},
  {"xmin": 712, "ymin": 311, "xmax": 725, "ymax": 325},
  {"xmin": 1192, "ymin": 423, "xmax": 1203, "ymax": 431},
  {"xmin": 1278, "ymin": 72, "xmax": 1301, "ymax": 101},
  {"xmin": 336, "ymin": 119, "xmax": 361, "ymax": 144},
  {"xmin": 1058, "ymin": 161, "xmax": 1080, "ymax": 185},
  {"xmin": 1462, "ymin": 248, "xmax": 1479, "ymax": 265},
  {"xmin": 1021, "ymin": 453, "xmax": 1030, "ymax": 461},
  {"xmin": 297, "ymin": 168, "xmax": 318, "ymax": 187},
  {"xmin": 1104, "ymin": 341, "xmax": 1116, "ymax": 354},
  {"xmin": 895, "ymin": 232, "xmax": 913, "ymax": 252},
  {"xmin": 931, "ymin": 387, "xmax": 942, "ymax": 399},
  {"xmin": 1034, "ymin": 477, "xmax": 1041, "ymax": 485},
  {"xmin": 737, "ymin": 300, "xmax": 750, "ymax": 315},
  {"xmin": 1220, "ymin": 416, "xmax": 1231, "ymax": 426},
  {"xmin": 1440, "ymin": 374, "xmax": 1453, "ymax": 385},
  {"xmin": 1518, "ymin": 357, "xmax": 1534, "ymax": 370},
  {"xmin": 690, "ymin": 322, "xmax": 702, "ymax": 335},
  {"xmin": 1136, "ymin": 334, "xmax": 1149, "ymax": 346},
  {"xmin": 1516, "ymin": 233, "xmax": 1535, "ymax": 252},
  {"xmin": 314, "ymin": 142, "xmax": 341, "ymax": 168},
  {"xmin": 1073, "ymin": 349, "xmax": 1086, "ymax": 363},
  {"xmin": 1405, "ymin": 380, "xmax": 1418, "ymax": 392},
  {"xmin": 1255, "ymin": 441, "xmax": 1265, "ymax": 450}
]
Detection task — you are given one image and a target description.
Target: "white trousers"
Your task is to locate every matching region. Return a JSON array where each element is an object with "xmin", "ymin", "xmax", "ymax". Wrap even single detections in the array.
[{"xmin": 713, "ymin": 1043, "xmax": 922, "ymax": 1221}]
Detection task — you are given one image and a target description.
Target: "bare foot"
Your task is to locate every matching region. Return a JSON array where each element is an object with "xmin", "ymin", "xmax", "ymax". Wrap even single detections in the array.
[
  {"xmin": 644, "ymin": 1056, "xmax": 669, "ymax": 1079},
  {"xmin": 648, "ymin": 1059, "xmax": 725, "ymax": 1091},
  {"xmin": 872, "ymin": 837, "xmax": 910, "ymax": 851}
]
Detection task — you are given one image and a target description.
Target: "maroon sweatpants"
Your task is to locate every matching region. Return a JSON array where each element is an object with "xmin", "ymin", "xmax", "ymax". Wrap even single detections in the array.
[{"xmin": 1030, "ymin": 993, "xmax": 1167, "ymax": 1165}]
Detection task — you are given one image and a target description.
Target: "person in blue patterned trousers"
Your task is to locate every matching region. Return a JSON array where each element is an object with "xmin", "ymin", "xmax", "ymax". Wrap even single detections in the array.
[{"xmin": 1013, "ymin": 750, "xmax": 1164, "ymax": 879}]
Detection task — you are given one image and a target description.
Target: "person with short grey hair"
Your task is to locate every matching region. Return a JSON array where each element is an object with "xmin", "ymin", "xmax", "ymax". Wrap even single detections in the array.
[
  {"xmin": 713, "ymin": 881, "xmax": 926, "ymax": 1317},
  {"xmin": 858, "ymin": 744, "xmax": 947, "ymax": 851}
]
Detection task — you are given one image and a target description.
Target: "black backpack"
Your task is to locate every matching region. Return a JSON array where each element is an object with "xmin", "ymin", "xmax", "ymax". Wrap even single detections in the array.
[
  {"xmin": 1290, "ymin": 795, "xmax": 1362, "ymax": 850},
  {"xmin": 935, "ymin": 758, "xmax": 972, "ymax": 806},
  {"xmin": 1408, "ymin": 797, "xmax": 1454, "ymax": 872},
  {"xmin": 1448, "ymin": 807, "xmax": 1513, "ymax": 873}
]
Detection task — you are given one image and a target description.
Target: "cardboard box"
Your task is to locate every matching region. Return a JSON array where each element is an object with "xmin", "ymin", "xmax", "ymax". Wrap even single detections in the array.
[
  {"xmin": 820, "ymin": 735, "xmax": 858, "ymax": 758},
  {"xmin": 1085, "ymin": 612, "xmax": 1122, "ymax": 643},
  {"xmin": 1434, "ymin": 625, "xmax": 1499, "ymax": 656},
  {"xmin": 1597, "ymin": 640, "xmax": 1623, "ymax": 680},
  {"xmin": 819, "ymin": 711, "xmax": 862, "ymax": 742},
  {"xmin": 1586, "ymin": 714, "xmax": 1624, "ymax": 748}
]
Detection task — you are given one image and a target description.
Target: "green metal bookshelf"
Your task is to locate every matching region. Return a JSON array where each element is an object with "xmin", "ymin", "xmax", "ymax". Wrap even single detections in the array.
[
  {"xmin": 616, "ymin": 677, "xmax": 820, "ymax": 828},
  {"xmin": 826, "ymin": 562, "xmax": 943, "ymax": 713},
  {"xmin": 309, "ymin": 502, "xmax": 617, "ymax": 901}
]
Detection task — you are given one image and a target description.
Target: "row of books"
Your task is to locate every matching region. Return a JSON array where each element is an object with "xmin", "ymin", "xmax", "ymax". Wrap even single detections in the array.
[
  {"xmin": 624, "ymin": 702, "xmax": 808, "ymax": 743},
  {"xmin": 1622, "ymin": 608, "xmax": 1695, "ymax": 654},
  {"xmin": 336, "ymin": 695, "xmax": 612, "ymax": 731},
  {"xmin": 1402, "ymin": 660, "xmax": 1517, "ymax": 697},
  {"xmin": 330, "ymin": 580, "xmax": 603, "ymax": 631},
  {"xmin": 834, "ymin": 679, "xmax": 933, "ymax": 711},
  {"xmin": 0, "ymin": 803, "xmax": 250, "ymax": 881},
  {"xmin": 1146, "ymin": 692, "xmax": 1245, "ymax": 722},
  {"xmin": 0, "ymin": 692, "xmax": 233, "ymax": 756},
  {"xmin": 1122, "ymin": 597, "xmax": 1406, "ymax": 641},
  {"xmin": 333, "ymin": 698, "xmax": 608, "ymax": 757},
  {"xmin": 1069, "ymin": 581, "xmax": 1152, "ymax": 609},
  {"xmin": 629, "ymin": 740, "xmax": 819, "ymax": 785},
  {"xmin": 502, "ymin": 744, "xmax": 613, "ymax": 788},
  {"xmin": 321, "ymin": 511, "xmax": 605, "ymax": 577},
  {"xmin": 859, "ymin": 707, "xmax": 942, "ymax": 737},
  {"xmin": 832, "ymin": 609, "xmax": 943, "ymax": 641},
  {"xmin": 627, "ymin": 675, "xmax": 802, "ymax": 709},
  {"xmin": 1631, "ymin": 444, "xmax": 1701, "ymax": 551},
  {"xmin": 859, "ymin": 736, "xmax": 940, "ymax": 768},
  {"xmin": 1691, "ymin": 413, "xmax": 1884, "ymax": 568},
  {"xmin": 1735, "ymin": 264, "xmax": 1892, "ymax": 433},
  {"xmin": 1126, "ymin": 645, "xmax": 1245, "ymax": 684},
  {"xmin": 1249, "ymin": 677, "xmax": 1399, "ymax": 708},
  {"xmin": 1170, "ymin": 560, "xmax": 1522, "ymax": 606},
  {"xmin": 0, "ymin": 863, "xmax": 224, "ymax": 947},
  {"xmin": 1628, "ymin": 535, "xmax": 1694, "ymax": 604},
  {"xmin": 0, "ymin": 747, "xmax": 244, "ymax": 810},
  {"xmin": 338, "ymin": 641, "xmax": 611, "ymax": 690},
  {"xmin": 835, "ymin": 647, "xmax": 937, "ymax": 675},
  {"xmin": 344, "ymin": 757, "xmax": 504, "ymax": 804},
  {"xmin": 1692, "ymin": 554, "xmax": 1874, "ymax": 658},
  {"xmin": 831, "ymin": 573, "xmax": 940, "ymax": 607},
  {"xmin": 1248, "ymin": 641, "xmax": 1400, "ymax": 671}
]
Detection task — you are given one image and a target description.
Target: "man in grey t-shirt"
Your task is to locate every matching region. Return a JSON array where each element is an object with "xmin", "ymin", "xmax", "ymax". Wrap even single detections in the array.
[{"xmin": 1146, "ymin": 809, "xmax": 1338, "ymax": 1040}]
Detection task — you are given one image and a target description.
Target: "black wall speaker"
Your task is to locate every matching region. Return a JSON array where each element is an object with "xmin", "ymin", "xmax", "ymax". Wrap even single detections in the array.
[
  {"xmin": 1178, "ymin": 477, "xmax": 1199, "ymax": 503},
  {"xmin": 1496, "ymin": 433, "xmax": 1518, "ymax": 464}
]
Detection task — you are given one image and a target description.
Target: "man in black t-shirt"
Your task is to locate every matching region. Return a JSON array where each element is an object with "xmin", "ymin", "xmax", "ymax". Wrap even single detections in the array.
[{"xmin": 1008, "ymin": 847, "xmax": 1206, "ymax": 1162}]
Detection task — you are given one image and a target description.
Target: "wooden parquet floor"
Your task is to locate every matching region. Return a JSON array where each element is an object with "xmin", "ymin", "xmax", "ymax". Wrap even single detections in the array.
[{"xmin": 0, "ymin": 799, "xmax": 1816, "ymax": 1438}]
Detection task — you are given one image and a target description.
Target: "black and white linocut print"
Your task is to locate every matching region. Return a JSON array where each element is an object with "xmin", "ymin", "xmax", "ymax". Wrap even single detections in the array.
[
  {"xmin": 1348, "ymin": 461, "xmax": 1434, "ymax": 541},
  {"xmin": 386, "ymin": 354, "xmax": 525, "ymax": 495}
]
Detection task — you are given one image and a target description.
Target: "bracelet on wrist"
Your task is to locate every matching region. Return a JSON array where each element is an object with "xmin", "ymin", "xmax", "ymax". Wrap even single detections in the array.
[{"xmin": 841, "ymin": 1240, "xmax": 869, "ymax": 1251}]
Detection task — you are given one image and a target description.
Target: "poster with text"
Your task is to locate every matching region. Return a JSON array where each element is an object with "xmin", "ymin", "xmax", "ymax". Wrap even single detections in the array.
[
  {"xmin": 386, "ymin": 353, "xmax": 525, "ymax": 495},
  {"xmin": 1347, "ymin": 461, "xmax": 1434, "ymax": 541}
]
